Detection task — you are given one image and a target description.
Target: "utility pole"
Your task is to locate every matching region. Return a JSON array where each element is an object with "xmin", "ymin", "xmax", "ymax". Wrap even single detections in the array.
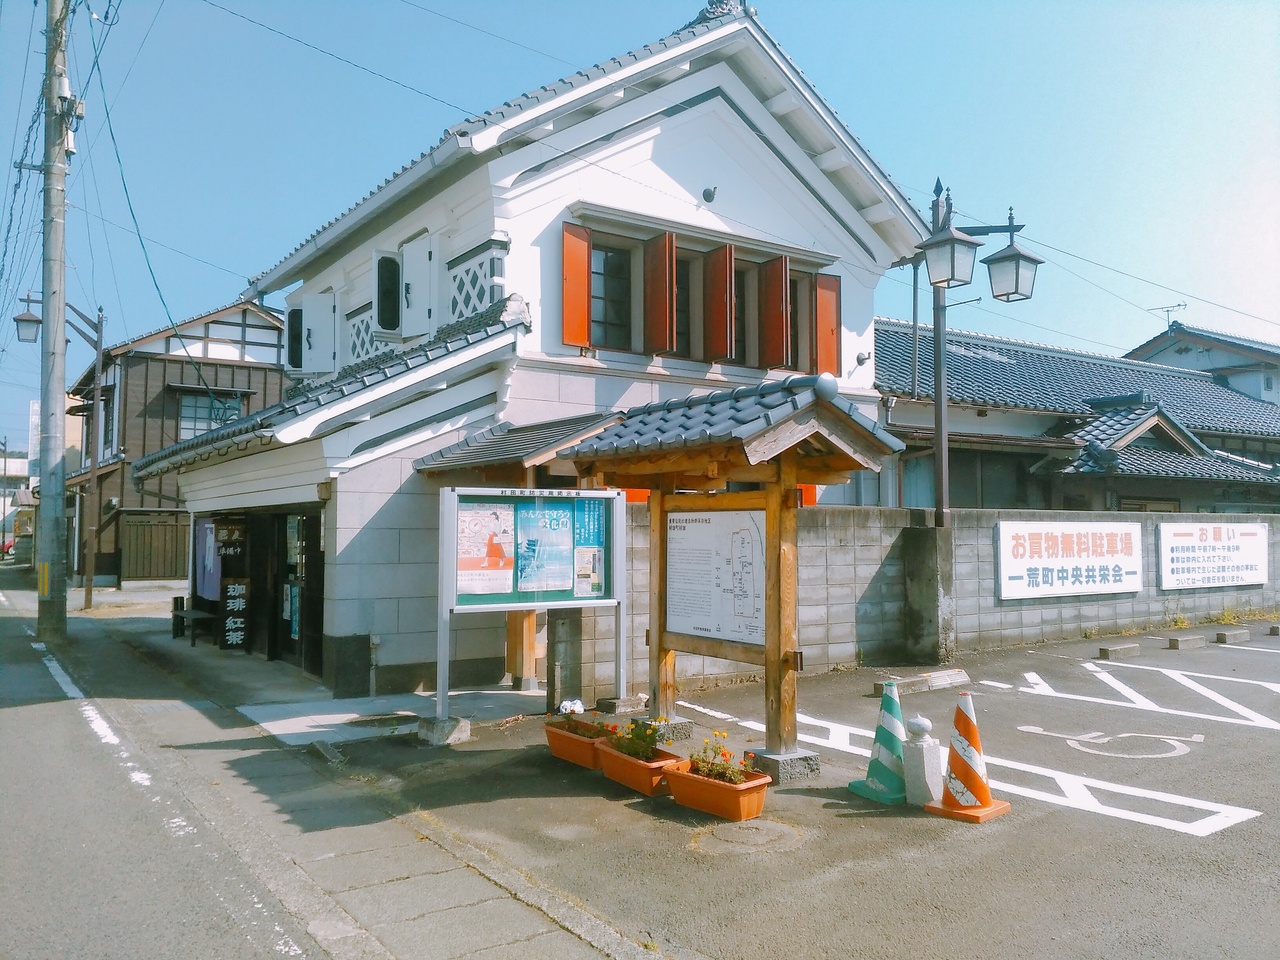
[
  {"xmin": 37, "ymin": 0, "xmax": 72, "ymax": 642},
  {"xmin": 2, "ymin": 436, "xmax": 8, "ymax": 555}
]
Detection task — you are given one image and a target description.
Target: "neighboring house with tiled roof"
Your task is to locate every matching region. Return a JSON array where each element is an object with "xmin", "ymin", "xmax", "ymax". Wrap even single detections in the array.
[
  {"xmin": 67, "ymin": 300, "xmax": 288, "ymax": 582},
  {"xmin": 134, "ymin": 2, "xmax": 928, "ymax": 697},
  {"xmin": 1125, "ymin": 320, "xmax": 1280, "ymax": 404},
  {"xmin": 873, "ymin": 318, "xmax": 1280, "ymax": 513}
]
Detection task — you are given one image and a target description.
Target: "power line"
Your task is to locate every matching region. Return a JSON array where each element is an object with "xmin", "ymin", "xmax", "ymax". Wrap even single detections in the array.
[
  {"xmin": 395, "ymin": 0, "xmax": 578, "ymax": 69},
  {"xmin": 88, "ymin": 12, "xmax": 218, "ymax": 401},
  {"xmin": 198, "ymin": 0, "xmax": 470, "ymax": 114},
  {"xmin": 67, "ymin": 201, "xmax": 247, "ymax": 278}
]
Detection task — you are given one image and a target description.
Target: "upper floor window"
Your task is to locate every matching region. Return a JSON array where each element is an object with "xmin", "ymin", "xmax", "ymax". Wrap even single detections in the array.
[
  {"xmin": 590, "ymin": 245, "xmax": 632, "ymax": 350},
  {"xmin": 179, "ymin": 393, "xmax": 243, "ymax": 441},
  {"xmin": 562, "ymin": 221, "xmax": 841, "ymax": 376}
]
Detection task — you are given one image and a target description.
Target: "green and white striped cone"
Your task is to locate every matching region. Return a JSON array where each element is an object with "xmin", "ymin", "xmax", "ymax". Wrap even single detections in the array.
[{"xmin": 848, "ymin": 680, "xmax": 907, "ymax": 805}]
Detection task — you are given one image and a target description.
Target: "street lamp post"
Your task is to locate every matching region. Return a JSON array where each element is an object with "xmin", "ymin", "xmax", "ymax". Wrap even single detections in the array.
[
  {"xmin": 914, "ymin": 179, "xmax": 1044, "ymax": 527},
  {"xmin": 14, "ymin": 301, "xmax": 105, "ymax": 610}
]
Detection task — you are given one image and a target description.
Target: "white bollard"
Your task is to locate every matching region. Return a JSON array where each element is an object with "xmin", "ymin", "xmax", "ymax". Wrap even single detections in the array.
[{"xmin": 902, "ymin": 714, "xmax": 944, "ymax": 807}]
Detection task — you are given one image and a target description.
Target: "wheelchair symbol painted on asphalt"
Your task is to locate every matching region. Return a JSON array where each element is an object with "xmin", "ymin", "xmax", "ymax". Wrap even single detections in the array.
[{"xmin": 1018, "ymin": 726, "xmax": 1205, "ymax": 758}]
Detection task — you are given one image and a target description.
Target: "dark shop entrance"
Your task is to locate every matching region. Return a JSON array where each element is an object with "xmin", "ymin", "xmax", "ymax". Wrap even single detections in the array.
[{"xmin": 192, "ymin": 507, "xmax": 324, "ymax": 677}]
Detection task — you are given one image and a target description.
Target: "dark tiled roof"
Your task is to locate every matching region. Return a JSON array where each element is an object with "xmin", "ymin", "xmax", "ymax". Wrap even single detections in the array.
[
  {"xmin": 134, "ymin": 296, "xmax": 529, "ymax": 480},
  {"xmin": 562, "ymin": 373, "xmax": 902, "ymax": 459},
  {"xmin": 1063, "ymin": 445, "xmax": 1280, "ymax": 484},
  {"xmin": 414, "ymin": 413, "xmax": 618, "ymax": 474},
  {"xmin": 1064, "ymin": 404, "xmax": 1160, "ymax": 446},
  {"xmin": 874, "ymin": 317, "xmax": 1280, "ymax": 439}
]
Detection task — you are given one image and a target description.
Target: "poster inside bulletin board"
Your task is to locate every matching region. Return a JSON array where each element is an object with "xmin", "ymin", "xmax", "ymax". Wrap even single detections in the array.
[{"xmin": 453, "ymin": 492, "xmax": 612, "ymax": 607}]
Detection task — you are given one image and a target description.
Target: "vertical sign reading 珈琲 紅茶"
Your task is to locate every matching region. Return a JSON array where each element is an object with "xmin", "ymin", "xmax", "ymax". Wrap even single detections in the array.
[
  {"xmin": 666, "ymin": 510, "xmax": 766, "ymax": 643},
  {"xmin": 997, "ymin": 521, "xmax": 1143, "ymax": 600},
  {"xmin": 1158, "ymin": 522, "xmax": 1268, "ymax": 589}
]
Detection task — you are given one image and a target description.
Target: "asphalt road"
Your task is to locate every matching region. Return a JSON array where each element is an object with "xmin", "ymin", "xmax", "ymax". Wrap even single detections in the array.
[{"xmin": 0, "ymin": 570, "xmax": 326, "ymax": 960}]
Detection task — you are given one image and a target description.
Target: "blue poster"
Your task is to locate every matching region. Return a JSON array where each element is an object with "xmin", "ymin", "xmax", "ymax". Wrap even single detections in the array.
[{"xmin": 516, "ymin": 502, "xmax": 574, "ymax": 592}]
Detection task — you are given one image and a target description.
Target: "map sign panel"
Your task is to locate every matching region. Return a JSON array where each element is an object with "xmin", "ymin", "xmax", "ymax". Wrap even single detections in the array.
[
  {"xmin": 666, "ymin": 511, "xmax": 765, "ymax": 644},
  {"xmin": 997, "ymin": 521, "xmax": 1143, "ymax": 599},
  {"xmin": 1158, "ymin": 522, "xmax": 1268, "ymax": 589}
]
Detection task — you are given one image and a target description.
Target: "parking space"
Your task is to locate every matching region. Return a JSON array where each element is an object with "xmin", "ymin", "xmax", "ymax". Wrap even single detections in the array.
[{"xmin": 683, "ymin": 628, "xmax": 1280, "ymax": 838}]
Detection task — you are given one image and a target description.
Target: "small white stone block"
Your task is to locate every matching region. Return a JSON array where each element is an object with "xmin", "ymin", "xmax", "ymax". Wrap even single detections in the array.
[
  {"xmin": 1215, "ymin": 628, "xmax": 1248, "ymax": 644},
  {"xmin": 1098, "ymin": 643, "xmax": 1140, "ymax": 660},
  {"xmin": 902, "ymin": 715, "xmax": 943, "ymax": 807},
  {"xmin": 1167, "ymin": 635, "xmax": 1205, "ymax": 650},
  {"xmin": 418, "ymin": 717, "xmax": 471, "ymax": 745}
]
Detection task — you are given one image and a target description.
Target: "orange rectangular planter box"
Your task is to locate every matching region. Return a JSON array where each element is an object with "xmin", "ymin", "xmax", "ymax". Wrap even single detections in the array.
[
  {"xmin": 544, "ymin": 723, "xmax": 605, "ymax": 770},
  {"xmin": 596, "ymin": 743, "xmax": 683, "ymax": 797},
  {"xmin": 666, "ymin": 766, "xmax": 772, "ymax": 821}
]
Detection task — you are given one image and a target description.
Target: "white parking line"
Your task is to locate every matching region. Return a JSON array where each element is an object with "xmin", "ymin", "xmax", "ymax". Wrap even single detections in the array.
[
  {"xmin": 728, "ymin": 711, "xmax": 1260, "ymax": 836},
  {"xmin": 1020, "ymin": 665, "xmax": 1280, "ymax": 730}
]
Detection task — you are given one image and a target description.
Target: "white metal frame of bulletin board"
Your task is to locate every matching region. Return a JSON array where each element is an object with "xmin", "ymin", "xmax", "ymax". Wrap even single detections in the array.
[{"xmin": 436, "ymin": 486, "xmax": 627, "ymax": 721}]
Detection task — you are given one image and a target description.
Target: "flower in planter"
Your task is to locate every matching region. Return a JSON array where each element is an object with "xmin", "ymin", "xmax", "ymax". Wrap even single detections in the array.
[
  {"xmin": 544, "ymin": 711, "xmax": 611, "ymax": 739},
  {"xmin": 605, "ymin": 717, "xmax": 672, "ymax": 762},
  {"xmin": 687, "ymin": 731, "xmax": 756, "ymax": 784}
]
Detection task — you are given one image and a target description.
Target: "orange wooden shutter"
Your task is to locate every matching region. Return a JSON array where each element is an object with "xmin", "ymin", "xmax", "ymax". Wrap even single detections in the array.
[
  {"xmin": 703, "ymin": 244, "xmax": 734, "ymax": 361},
  {"xmin": 562, "ymin": 223, "xmax": 591, "ymax": 348},
  {"xmin": 644, "ymin": 232, "xmax": 676, "ymax": 354},
  {"xmin": 759, "ymin": 255, "xmax": 791, "ymax": 369},
  {"xmin": 815, "ymin": 273, "xmax": 841, "ymax": 376}
]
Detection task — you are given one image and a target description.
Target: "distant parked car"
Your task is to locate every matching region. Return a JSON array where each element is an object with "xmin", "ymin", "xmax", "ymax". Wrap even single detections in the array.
[{"xmin": 2, "ymin": 537, "xmax": 13, "ymax": 558}]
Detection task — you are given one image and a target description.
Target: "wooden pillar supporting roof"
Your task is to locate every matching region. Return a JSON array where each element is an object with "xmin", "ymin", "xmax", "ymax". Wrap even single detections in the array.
[{"xmin": 558, "ymin": 373, "xmax": 906, "ymax": 778}]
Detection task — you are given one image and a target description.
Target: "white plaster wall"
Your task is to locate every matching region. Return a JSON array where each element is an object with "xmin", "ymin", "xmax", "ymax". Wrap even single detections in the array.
[
  {"xmin": 492, "ymin": 63, "xmax": 889, "ymax": 393},
  {"xmin": 326, "ymin": 437, "xmax": 504, "ymax": 670}
]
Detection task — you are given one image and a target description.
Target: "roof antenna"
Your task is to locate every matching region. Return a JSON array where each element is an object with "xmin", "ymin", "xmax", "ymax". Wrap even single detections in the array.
[{"xmin": 1147, "ymin": 302, "xmax": 1186, "ymax": 330}]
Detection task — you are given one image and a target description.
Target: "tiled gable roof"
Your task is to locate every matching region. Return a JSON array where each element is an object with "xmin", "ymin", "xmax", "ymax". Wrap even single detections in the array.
[
  {"xmin": 563, "ymin": 373, "xmax": 901, "ymax": 459},
  {"xmin": 874, "ymin": 317, "xmax": 1280, "ymax": 439},
  {"xmin": 133, "ymin": 296, "xmax": 529, "ymax": 481},
  {"xmin": 1127, "ymin": 320, "xmax": 1280, "ymax": 364}
]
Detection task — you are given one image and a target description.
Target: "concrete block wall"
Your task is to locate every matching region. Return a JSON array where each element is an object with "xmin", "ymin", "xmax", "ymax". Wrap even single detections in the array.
[
  {"xmin": 565, "ymin": 505, "xmax": 1280, "ymax": 705},
  {"xmin": 951, "ymin": 509, "xmax": 1280, "ymax": 651}
]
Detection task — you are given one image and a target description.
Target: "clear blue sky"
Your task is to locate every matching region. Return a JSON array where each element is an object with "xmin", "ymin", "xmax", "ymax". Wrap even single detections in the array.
[{"xmin": 1, "ymin": 0, "xmax": 1277, "ymax": 449}]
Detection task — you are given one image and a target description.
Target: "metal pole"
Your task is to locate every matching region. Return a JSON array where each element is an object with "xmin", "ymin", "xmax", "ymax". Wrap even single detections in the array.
[
  {"xmin": 2, "ymin": 437, "xmax": 8, "ymax": 554},
  {"xmin": 37, "ymin": 0, "xmax": 69, "ymax": 642},
  {"xmin": 931, "ymin": 188, "xmax": 950, "ymax": 529},
  {"xmin": 83, "ymin": 308, "xmax": 103, "ymax": 609}
]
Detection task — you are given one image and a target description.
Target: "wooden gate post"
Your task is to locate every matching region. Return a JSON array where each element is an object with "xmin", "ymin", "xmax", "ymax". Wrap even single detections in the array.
[
  {"xmin": 649, "ymin": 484, "xmax": 676, "ymax": 720},
  {"xmin": 765, "ymin": 452, "xmax": 800, "ymax": 755}
]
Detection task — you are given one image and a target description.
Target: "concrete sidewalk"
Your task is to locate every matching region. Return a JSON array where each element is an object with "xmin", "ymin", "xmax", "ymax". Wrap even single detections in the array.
[{"xmin": 1, "ymin": 567, "xmax": 639, "ymax": 960}]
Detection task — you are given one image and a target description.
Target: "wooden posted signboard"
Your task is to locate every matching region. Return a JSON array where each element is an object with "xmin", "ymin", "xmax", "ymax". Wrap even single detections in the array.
[{"xmin": 214, "ymin": 520, "xmax": 249, "ymax": 651}]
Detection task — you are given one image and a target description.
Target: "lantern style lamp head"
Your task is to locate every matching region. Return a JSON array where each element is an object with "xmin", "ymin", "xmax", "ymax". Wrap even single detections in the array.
[
  {"xmin": 981, "ymin": 239, "xmax": 1044, "ymax": 302},
  {"xmin": 13, "ymin": 309, "xmax": 41, "ymax": 343},
  {"xmin": 980, "ymin": 208, "xmax": 1044, "ymax": 302},
  {"xmin": 917, "ymin": 223, "xmax": 983, "ymax": 288}
]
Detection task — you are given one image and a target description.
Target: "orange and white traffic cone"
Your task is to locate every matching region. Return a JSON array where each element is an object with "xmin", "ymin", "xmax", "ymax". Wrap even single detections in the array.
[{"xmin": 924, "ymin": 692, "xmax": 1011, "ymax": 823}]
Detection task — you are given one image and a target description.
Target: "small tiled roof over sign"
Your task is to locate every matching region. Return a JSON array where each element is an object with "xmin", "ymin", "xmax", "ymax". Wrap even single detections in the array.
[
  {"xmin": 874, "ymin": 317, "xmax": 1280, "ymax": 439},
  {"xmin": 415, "ymin": 413, "xmax": 618, "ymax": 474},
  {"xmin": 562, "ymin": 373, "xmax": 902, "ymax": 461},
  {"xmin": 134, "ymin": 296, "xmax": 529, "ymax": 481}
]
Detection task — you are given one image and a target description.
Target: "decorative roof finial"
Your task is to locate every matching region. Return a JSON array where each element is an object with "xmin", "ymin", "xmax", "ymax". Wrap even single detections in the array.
[{"xmin": 694, "ymin": 0, "xmax": 751, "ymax": 25}]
